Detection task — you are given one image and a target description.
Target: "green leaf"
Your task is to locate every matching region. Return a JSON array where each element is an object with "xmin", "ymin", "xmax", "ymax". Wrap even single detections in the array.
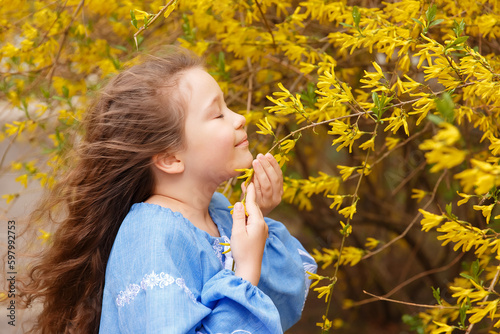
[
  {"xmin": 427, "ymin": 113, "xmax": 444, "ymax": 125},
  {"xmin": 412, "ymin": 18, "xmax": 424, "ymax": 27},
  {"xmin": 352, "ymin": 6, "xmax": 361, "ymax": 27},
  {"xmin": 426, "ymin": 5, "xmax": 437, "ymax": 23},
  {"xmin": 460, "ymin": 273, "xmax": 475, "ymax": 281},
  {"xmin": 435, "ymin": 92, "xmax": 454, "ymax": 122},
  {"xmin": 429, "ymin": 18, "xmax": 444, "ymax": 27},
  {"xmin": 453, "ymin": 19, "xmax": 466, "ymax": 37},
  {"xmin": 62, "ymin": 85, "xmax": 69, "ymax": 98},
  {"xmin": 459, "ymin": 297, "xmax": 471, "ymax": 328},
  {"xmin": 446, "ymin": 203, "xmax": 453, "ymax": 216},
  {"xmin": 339, "ymin": 22, "xmax": 353, "ymax": 28},
  {"xmin": 431, "ymin": 286, "xmax": 442, "ymax": 305},
  {"xmin": 130, "ymin": 10, "xmax": 138, "ymax": 29}
]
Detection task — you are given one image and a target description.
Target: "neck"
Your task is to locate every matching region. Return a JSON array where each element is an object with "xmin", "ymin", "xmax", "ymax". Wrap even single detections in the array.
[{"xmin": 145, "ymin": 174, "xmax": 222, "ymax": 236}]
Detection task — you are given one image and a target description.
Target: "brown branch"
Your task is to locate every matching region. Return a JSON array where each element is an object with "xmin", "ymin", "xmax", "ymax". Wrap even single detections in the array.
[
  {"xmin": 351, "ymin": 253, "xmax": 464, "ymax": 308},
  {"xmin": 465, "ymin": 264, "xmax": 500, "ymax": 334},
  {"xmin": 46, "ymin": 0, "xmax": 85, "ymax": 87},
  {"xmin": 362, "ymin": 290, "xmax": 457, "ymax": 309},
  {"xmin": 0, "ymin": 132, "xmax": 19, "ymax": 170},
  {"xmin": 390, "ymin": 160, "xmax": 427, "ymax": 196},
  {"xmin": 254, "ymin": 0, "xmax": 276, "ymax": 49},
  {"xmin": 267, "ymin": 112, "xmax": 370, "ymax": 154},
  {"xmin": 362, "ymin": 169, "xmax": 447, "ymax": 260},
  {"xmin": 133, "ymin": 0, "xmax": 176, "ymax": 50}
]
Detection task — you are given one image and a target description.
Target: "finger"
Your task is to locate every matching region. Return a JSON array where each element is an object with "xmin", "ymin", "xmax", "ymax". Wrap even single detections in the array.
[
  {"xmin": 240, "ymin": 182, "xmax": 247, "ymax": 201},
  {"xmin": 252, "ymin": 156, "xmax": 272, "ymax": 196},
  {"xmin": 232, "ymin": 202, "xmax": 247, "ymax": 233},
  {"xmin": 258, "ymin": 153, "xmax": 281, "ymax": 187},
  {"xmin": 265, "ymin": 153, "xmax": 283, "ymax": 182},
  {"xmin": 245, "ymin": 183, "xmax": 263, "ymax": 219},
  {"xmin": 265, "ymin": 153, "xmax": 284, "ymax": 196}
]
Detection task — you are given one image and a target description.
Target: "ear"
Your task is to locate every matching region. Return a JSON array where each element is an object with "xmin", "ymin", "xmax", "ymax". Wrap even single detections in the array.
[{"xmin": 152, "ymin": 153, "xmax": 184, "ymax": 174}]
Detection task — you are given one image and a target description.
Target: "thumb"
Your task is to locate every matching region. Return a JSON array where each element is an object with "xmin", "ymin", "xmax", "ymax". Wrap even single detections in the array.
[
  {"xmin": 244, "ymin": 183, "xmax": 261, "ymax": 218},
  {"xmin": 232, "ymin": 202, "xmax": 246, "ymax": 233},
  {"xmin": 240, "ymin": 182, "xmax": 247, "ymax": 201}
]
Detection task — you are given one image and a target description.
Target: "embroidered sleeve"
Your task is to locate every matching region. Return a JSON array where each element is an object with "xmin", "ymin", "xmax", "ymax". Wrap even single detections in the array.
[{"xmin": 116, "ymin": 271, "xmax": 196, "ymax": 307}]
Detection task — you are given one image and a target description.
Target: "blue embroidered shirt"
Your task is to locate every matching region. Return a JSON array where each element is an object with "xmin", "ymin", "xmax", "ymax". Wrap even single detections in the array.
[{"xmin": 99, "ymin": 192, "xmax": 317, "ymax": 334}]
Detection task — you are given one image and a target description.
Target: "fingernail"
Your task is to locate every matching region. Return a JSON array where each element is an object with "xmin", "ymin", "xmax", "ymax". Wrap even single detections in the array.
[
  {"xmin": 234, "ymin": 202, "xmax": 243, "ymax": 210},
  {"xmin": 257, "ymin": 153, "xmax": 264, "ymax": 159}
]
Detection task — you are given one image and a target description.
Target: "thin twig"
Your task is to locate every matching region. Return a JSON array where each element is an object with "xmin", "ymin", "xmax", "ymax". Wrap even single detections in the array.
[
  {"xmin": 267, "ymin": 112, "xmax": 370, "ymax": 153},
  {"xmin": 362, "ymin": 170, "xmax": 447, "ymax": 260},
  {"xmin": 254, "ymin": 0, "xmax": 276, "ymax": 49},
  {"xmin": 351, "ymin": 253, "xmax": 464, "ymax": 307},
  {"xmin": 465, "ymin": 265, "xmax": 500, "ymax": 334},
  {"xmin": 133, "ymin": 0, "xmax": 176, "ymax": 50},
  {"xmin": 321, "ymin": 125, "xmax": 377, "ymax": 329},
  {"xmin": 390, "ymin": 160, "xmax": 427, "ymax": 196},
  {"xmin": 362, "ymin": 290, "xmax": 457, "ymax": 309},
  {"xmin": 46, "ymin": 0, "xmax": 85, "ymax": 87},
  {"xmin": 0, "ymin": 132, "xmax": 19, "ymax": 170}
]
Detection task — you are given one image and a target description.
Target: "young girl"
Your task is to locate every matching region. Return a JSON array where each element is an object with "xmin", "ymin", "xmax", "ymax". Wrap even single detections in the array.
[{"xmin": 22, "ymin": 48, "xmax": 317, "ymax": 334}]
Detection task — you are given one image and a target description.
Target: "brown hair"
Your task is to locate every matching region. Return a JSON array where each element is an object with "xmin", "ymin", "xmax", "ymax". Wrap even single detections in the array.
[{"xmin": 20, "ymin": 48, "xmax": 202, "ymax": 333}]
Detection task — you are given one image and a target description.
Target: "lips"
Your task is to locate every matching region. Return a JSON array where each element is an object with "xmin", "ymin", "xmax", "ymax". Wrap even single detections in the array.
[{"xmin": 235, "ymin": 136, "xmax": 248, "ymax": 147}]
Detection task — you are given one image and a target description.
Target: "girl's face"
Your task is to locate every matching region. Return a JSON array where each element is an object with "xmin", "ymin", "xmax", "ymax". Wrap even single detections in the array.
[{"xmin": 178, "ymin": 67, "xmax": 253, "ymax": 184}]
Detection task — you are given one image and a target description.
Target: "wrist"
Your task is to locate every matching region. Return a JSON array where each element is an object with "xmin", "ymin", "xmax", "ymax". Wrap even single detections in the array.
[{"xmin": 235, "ymin": 261, "xmax": 261, "ymax": 286}]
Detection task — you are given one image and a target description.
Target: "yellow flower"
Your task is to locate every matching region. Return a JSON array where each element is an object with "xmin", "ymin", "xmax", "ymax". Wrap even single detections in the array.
[
  {"xmin": 365, "ymin": 237, "xmax": 380, "ymax": 250},
  {"xmin": 430, "ymin": 321, "xmax": 454, "ymax": 334},
  {"xmin": 339, "ymin": 203, "xmax": 357, "ymax": 220},
  {"xmin": 37, "ymin": 229, "xmax": 52, "ymax": 244},
  {"xmin": 419, "ymin": 209, "xmax": 446, "ymax": 231},
  {"xmin": 316, "ymin": 315, "xmax": 332, "ymax": 329},
  {"xmin": 2, "ymin": 194, "xmax": 19, "ymax": 204},
  {"xmin": 411, "ymin": 189, "xmax": 427, "ymax": 203},
  {"xmin": 307, "ymin": 271, "xmax": 327, "ymax": 288},
  {"xmin": 328, "ymin": 194, "xmax": 344, "ymax": 210},
  {"xmin": 15, "ymin": 174, "xmax": 28, "ymax": 188},
  {"xmin": 339, "ymin": 221, "xmax": 352, "ymax": 236},
  {"xmin": 338, "ymin": 165, "xmax": 356, "ymax": 181},
  {"xmin": 359, "ymin": 136, "xmax": 375, "ymax": 151},
  {"xmin": 11, "ymin": 161, "xmax": 23, "ymax": 171},
  {"xmin": 133, "ymin": 9, "xmax": 151, "ymax": 21},
  {"xmin": 473, "ymin": 204, "xmax": 495, "ymax": 224},
  {"xmin": 385, "ymin": 137, "xmax": 400, "ymax": 150},
  {"xmin": 255, "ymin": 117, "xmax": 274, "ymax": 136},
  {"xmin": 457, "ymin": 191, "xmax": 473, "ymax": 206},
  {"xmin": 314, "ymin": 284, "xmax": 333, "ymax": 302},
  {"xmin": 489, "ymin": 135, "xmax": 500, "ymax": 156}
]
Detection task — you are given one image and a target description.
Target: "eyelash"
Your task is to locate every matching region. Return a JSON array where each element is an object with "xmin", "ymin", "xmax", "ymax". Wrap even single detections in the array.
[{"xmin": 216, "ymin": 113, "xmax": 224, "ymax": 119}]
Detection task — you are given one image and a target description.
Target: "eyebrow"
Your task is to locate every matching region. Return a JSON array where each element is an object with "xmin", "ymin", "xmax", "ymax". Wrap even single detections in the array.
[{"xmin": 204, "ymin": 94, "xmax": 222, "ymax": 113}]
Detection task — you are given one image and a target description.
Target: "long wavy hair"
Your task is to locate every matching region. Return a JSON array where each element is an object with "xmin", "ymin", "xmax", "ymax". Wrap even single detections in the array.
[{"xmin": 20, "ymin": 48, "xmax": 202, "ymax": 334}]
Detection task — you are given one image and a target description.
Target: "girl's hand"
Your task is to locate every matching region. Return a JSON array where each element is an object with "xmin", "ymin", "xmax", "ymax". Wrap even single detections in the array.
[
  {"xmin": 231, "ymin": 183, "xmax": 268, "ymax": 286},
  {"xmin": 242, "ymin": 153, "xmax": 283, "ymax": 217}
]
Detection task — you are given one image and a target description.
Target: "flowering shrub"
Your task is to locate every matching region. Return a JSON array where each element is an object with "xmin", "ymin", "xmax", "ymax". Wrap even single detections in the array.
[{"xmin": 2, "ymin": 0, "xmax": 500, "ymax": 332}]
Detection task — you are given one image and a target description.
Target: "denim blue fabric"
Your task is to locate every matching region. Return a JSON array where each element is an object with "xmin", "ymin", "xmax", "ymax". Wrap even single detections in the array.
[{"xmin": 99, "ymin": 192, "xmax": 317, "ymax": 334}]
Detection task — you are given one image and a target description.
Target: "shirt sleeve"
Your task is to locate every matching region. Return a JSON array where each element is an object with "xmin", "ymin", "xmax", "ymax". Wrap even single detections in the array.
[
  {"xmin": 103, "ymin": 206, "xmax": 283, "ymax": 334},
  {"xmin": 209, "ymin": 192, "xmax": 318, "ymax": 331},
  {"xmin": 257, "ymin": 217, "xmax": 318, "ymax": 331}
]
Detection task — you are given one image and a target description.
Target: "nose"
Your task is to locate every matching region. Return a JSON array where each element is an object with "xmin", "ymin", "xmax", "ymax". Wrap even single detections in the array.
[{"xmin": 233, "ymin": 110, "xmax": 246, "ymax": 129}]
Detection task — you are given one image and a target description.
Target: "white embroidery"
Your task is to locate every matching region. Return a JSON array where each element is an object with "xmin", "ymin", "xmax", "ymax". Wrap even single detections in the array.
[
  {"xmin": 212, "ymin": 239, "xmax": 223, "ymax": 265},
  {"xmin": 176, "ymin": 278, "xmax": 197, "ymax": 303},
  {"xmin": 212, "ymin": 236, "xmax": 234, "ymax": 271},
  {"xmin": 116, "ymin": 271, "xmax": 195, "ymax": 307}
]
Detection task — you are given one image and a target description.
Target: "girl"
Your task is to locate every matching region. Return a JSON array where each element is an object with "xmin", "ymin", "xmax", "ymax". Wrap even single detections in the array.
[{"xmin": 22, "ymin": 48, "xmax": 317, "ymax": 333}]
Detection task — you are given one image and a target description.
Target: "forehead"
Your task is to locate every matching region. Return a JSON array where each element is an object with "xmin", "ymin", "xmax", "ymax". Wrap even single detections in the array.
[{"xmin": 179, "ymin": 67, "xmax": 222, "ymax": 103}]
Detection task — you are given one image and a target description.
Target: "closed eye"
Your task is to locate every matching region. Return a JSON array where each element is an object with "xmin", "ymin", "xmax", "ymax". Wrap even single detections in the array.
[{"xmin": 216, "ymin": 113, "xmax": 224, "ymax": 119}]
